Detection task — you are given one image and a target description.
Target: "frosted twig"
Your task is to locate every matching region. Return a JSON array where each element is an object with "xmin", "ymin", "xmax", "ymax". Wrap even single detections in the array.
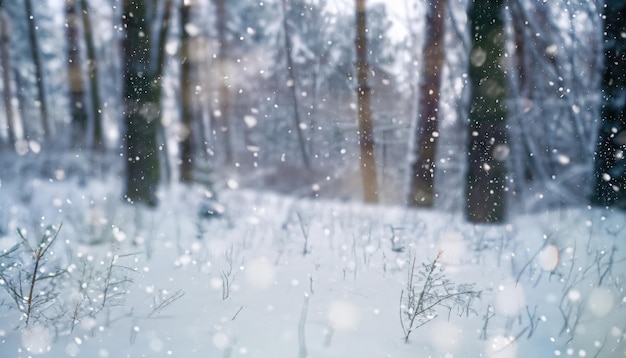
[
  {"xmin": 231, "ymin": 306, "xmax": 244, "ymax": 321},
  {"xmin": 17, "ymin": 224, "xmax": 63, "ymax": 325},
  {"xmin": 400, "ymin": 252, "xmax": 480, "ymax": 343},
  {"xmin": 480, "ymin": 304, "xmax": 494, "ymax": 340},
  {"xmin": 148, "ymin": 290, "xmax": 185, "ymax": 318},
  {"xmin": 296, "ymin": 212, "xmax": 310, "ymax": 256},
  {"xmin": 298, "ymin": 294, "xmax": 310, "ymax": 358},
  {"xmin": 515, "ymin": 234, "xmax": 550, "ymax": 286}
]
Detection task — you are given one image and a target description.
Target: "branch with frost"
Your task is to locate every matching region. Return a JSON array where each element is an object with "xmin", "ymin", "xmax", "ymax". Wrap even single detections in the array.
[
  {"xmin": 388, "ymin": 225, "xmax": 405, "ymax": 253},
  {"xmin": 148, "ymin": 289, "xmax": 185, "ymax": 318},
  {"xmin": 480, "ymin": 304, "xmax": 495, "ymax": 340},
  {"xmin": 400, "ymin": 252, "xmax": 481, "ymax": 343},
  {"xmin": 296, "ymin": 212, "xmax": 310, "ymax": 256},
  {"xmin": 220, "ymin": 246, "xmax": 237, "ymax": 300},
  {"xmin": 0, "ymin": 225, "xmax": 66, "ymax": 326},
  {"xmin": 99, "ymin": 250, "xmax": 137, "ymax": 310}
]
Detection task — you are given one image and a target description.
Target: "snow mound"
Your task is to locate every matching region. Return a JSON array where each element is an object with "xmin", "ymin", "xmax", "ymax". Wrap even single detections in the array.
[
  {"xmin": 245, "ymin": 256, "xmax": 276, "ymax": 289},
  {"xmin": 327, "ymin": 300, "xmax": 360, "ymax": 331},
  {"xmin": 587, "ymin": 287, "xmax": 614, "ymax": 318},
  {"xmin": 495, "ymin": 280, "xmax": 525, "ymax": 317},
  {"xmin": 437, "ymin": 230, "xmax": 466, "ymax": 264},
  {"xmin": 485, "ymin": 334, "xmax": 517, "ymax": 358},
  {"xmin": 430, "ymin": 320, "xmax": 462, "ymax": 354},
  {"xmin": 537, "ymin": 244, "xmax": 559, "ymax": 271},
  {"xmin": 21, "ymin": 325, "xmax": 52, "ymax": 355},
  {"xmin": 212, "ymin": 332, "xmax": 230, "ymax": 350}
]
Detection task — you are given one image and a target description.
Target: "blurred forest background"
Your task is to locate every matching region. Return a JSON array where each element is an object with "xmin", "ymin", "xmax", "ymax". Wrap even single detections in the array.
[{"xmin": 0, "ymin": 0, "xmax": 624, "ymax": 222}]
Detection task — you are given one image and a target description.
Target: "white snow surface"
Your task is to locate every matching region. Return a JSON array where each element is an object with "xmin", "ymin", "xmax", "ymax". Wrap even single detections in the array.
[{"xmin": 0, "ymin": 178, "xmax": 625, "ymax": 358}]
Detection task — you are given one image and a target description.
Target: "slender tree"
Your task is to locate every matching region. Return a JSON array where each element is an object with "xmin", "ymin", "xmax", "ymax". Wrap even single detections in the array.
[
  {"xmin": 80, "ymin": 0, "xmax": 104, "ymax": 150},
  {"xmin": 407, "ymin": 0, "xmax": 447, "ymax": 207},
  {"xmin": 65, "ymin": 0, "xmax": 89, "ymax": 144},
  {"xmin": 24, "ymin": 0, "xmax": 51, "ymax": 138},
  {"xmin": 594, "ymin": 0, "xmax": 626, "ymax": 209},
  {"xmin": 179, "ymin": 0, "xmax": 197, "ymax": 182},
  {"xmin": 280, "ymin": 0, "xmax": 311, "ymax": 170},
  {"xmin": 66, "ymin": 0, "xmax": 103, "ymax": 149},
  {"xmin": 465, "ymin": 0, "xmax": 507, "ymax": 222},
  {"xmin": 0, "ymin": 0, "xmax": 16, "ymax": 143},
  {"xmin": 355, "ymin": 0, "xmax": 379, "ymax": 203},
  {"xmin": 122, "ymin": 0, "xmax": 172, "ymax": 206},
  {"xmin": 213, "ymin": 0, "xmax": 233, "ymax": 164}
]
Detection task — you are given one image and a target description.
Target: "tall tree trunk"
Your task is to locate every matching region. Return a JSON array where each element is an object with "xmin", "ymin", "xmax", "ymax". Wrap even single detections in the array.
[
  {"xmin": 465, "ymin": 0, "xmax": 507, "ymax": 222},
  {"xmin": 280, "ymin": 0, "xmax": 311, "ymax": 170},
  {"xmin": 156, "ymin": 0, "xmax": 174, "ymax": 185},
  {"xmin": 24, "ymin": 0, "xmax": 51, "ymax": 138},
  {"xmin": 355, "ymin": 0, "xmax": 379, "ymax": 203},
  {"xmin": 122, "ymin": 0, "xmax": 171, "ymax": 206},
  {"xmin": 179, "ymin": 0, "xmax": 196, "ymax": 182},
  {"xmin": 65, "ymin": 0, "xmax": 89, "ymax": 146},
  {"xmin": 0, "ymin": 3, "xmax": 16, "ymax": 144},
  {"xmin": 407, "ymin": 0, "xmax": 447, "ymax": 207},
  {"xmin": 80, "ymin": 0, "xmax": 104, "ymax": 150},
  {"xmin": 213, "ymin": 0, "xmax": 233, "ymax": 164},
  {"xmin": 594, "ymin": 0, "xmax": 626, "ymax": 209}
]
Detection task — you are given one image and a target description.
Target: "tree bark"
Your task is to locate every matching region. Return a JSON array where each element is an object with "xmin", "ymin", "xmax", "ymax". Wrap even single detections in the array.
[
  {"xmin": 280, "ymin": 0, "xmax": 311, "ymax": 170},
  {"xmin": 355, "ymin": 0, "xmax": 379, "ymax": 203},
  {"xmin": 213, "ymin": 0, "xmax": 233, "ymax": 164},
  {"xmin": 65, "ymin": 0, "xmax": 89, "ymax": 146},
  {"xmin": 594, "ymin": 1, "xmax": 626, "ymax": 209},
  {"xmin": 122, "ymin": 0, "xmax": 171, "ymax": 206},
  {"xmin": 80, "ymin": 0, "xmax": 104, "ymax": 150},
  {"xmin": 0, "ymin": 3, "xmax": 16, "ymax": 143},
  {"xmin": 407, "ymin": 0, "xmax": 447, "ymax": 207},
  {"xmin": 465, "ymin": 0, "xmax": 507, "ymax": 222},
  {"xmin": 179, "ymin": 0, "xmax": 195, "ymax": 182},
  {"xmin": 24, "ymin": 0, "xmax": 51, "ymax": 138}
]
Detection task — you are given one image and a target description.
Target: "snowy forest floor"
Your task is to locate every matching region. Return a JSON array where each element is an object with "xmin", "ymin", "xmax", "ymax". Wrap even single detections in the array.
[{"xmin": 0, "ymin": 156, "xmax": 625, "ymax": 358}]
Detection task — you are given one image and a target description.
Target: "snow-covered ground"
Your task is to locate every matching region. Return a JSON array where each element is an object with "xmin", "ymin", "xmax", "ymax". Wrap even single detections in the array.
[{"xmin": 0, "ymin": 174, "xmax": 625, "ymax": 357}]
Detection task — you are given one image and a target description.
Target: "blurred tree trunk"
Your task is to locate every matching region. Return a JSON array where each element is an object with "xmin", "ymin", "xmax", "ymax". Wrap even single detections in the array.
[
  {"xmin": 80, "ymin": 0, "xmax": 104, "ymax": 150},
  {"xmin": 65, "ymin": 0, "xmax": 89, "ymax": 146},
  {"xmin": 355, "ymin": 0, "xmax": 379, "ymax": 203},
  {"xmin": 280, "ymin": 0, "xmax": 311, "ymax": 170},
  {"xmin": 465, "ymin": 0, "xmax": 507, "ymax": 222},
  {"xmin": 213, "ymin": 0, "xmax": 233, "ymax": 164},
  {"xmin": 407, "ymin": 0, "xmax": 447, "ymax": 207},
  {"xmin": 122, "ymin": 0, "xmax": 172, "ymax": 206},
  {"xmin": 179, "ymin": 0, "xmax": 196, "ymax": 182},
  {"xmin": 24, "ymin": 0, "xmax": 51, "ymax": 138},
  {"xmin": 0, "ymin": 1, "xmax": 16, "ymax": 144},
  {"xmin": 594, "ymin": 0, "xmax": 626, "ymax": 209},
  {"xmin": 506, "ymin": 1, "xmax": 600, "ymax": 212}
]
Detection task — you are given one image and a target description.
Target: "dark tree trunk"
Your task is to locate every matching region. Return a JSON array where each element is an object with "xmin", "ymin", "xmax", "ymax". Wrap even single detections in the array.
[
  {"xmin": 407, "ymin": 0, "xmax": 447, "ymax": 207},
  {"xmin": 0, "ymin": 3, "xmax": 16, "ymax": 144},
  {"xmin": 65, "ymin": 0, "xmax": 89, "ymax": 146},
  {"xmin": 594, "ymin": 1, "xmax": 626, "ymax": 209},
  {"xmin": 280, "ymin": 0, "xmax": 311, "ymax": 170},
  {"xmin": 122, "ymin": 0, "xmax": 172, "ymax": 206},
  {"xmin": 465, "ymin": 0, "xmax": 508, "ymax": 222},
  {"xmin": 179, "ymin": 0, "xmax": 195, "ymax": 182},
  {"xmin": 80, "ymin": 0, "xmax": 104, "ymax": 150},
  {"xmin": 355, "ymin": 0, "xmax": 379, "ymax": 203},
  {"xmin": 24, "ymin": 0, "xmax": 50, "ymax": 138}
]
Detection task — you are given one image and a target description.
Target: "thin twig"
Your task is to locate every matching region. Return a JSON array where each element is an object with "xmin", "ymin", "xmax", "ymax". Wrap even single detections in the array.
[
  {"xmin": 298, "ymin": 295, "xmax": 309, "ymax": 358},
  {"xmin": 148, "ymin": 290, "xmax": 185, "ymax": 318},
  {"xmin": 231, "ymin": 306, "xmax": 244, "ymax": 321},
  {"xmin": 296, "ymin": 212, "xmax": 310, "ymax": 256}
]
